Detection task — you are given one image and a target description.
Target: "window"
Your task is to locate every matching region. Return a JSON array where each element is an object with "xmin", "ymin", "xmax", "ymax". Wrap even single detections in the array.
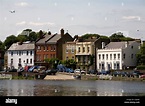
[
  {"xmin": 123, "ymin": 54, "xmax": 126, "ymax": 59},
  {"xmin": 30, "ymin": 51, "xmax": 33, "ymax": 55},
  {"xmin": 19, "ymin": 58, "xmax": 21, "ymax": 63},
  {"xmin": 110, "ymin": 54, "xmax": 112, "ymax": 60},
  {"xmin": 87, "ymin": 47, "xmax": 90, "ymax": 53},
  {"xmin": 78, "ymin": 47, "xmax": 80, "ymax": 53},
  {"xmin": 106, "ymin": 54, "xmax": 108, "ymax": 60},
  {"xmin": 30, "ymin": 59, "xmax": 32, "ymax": 64},
  {"xmin": 19, "ymin": 51, "xmax": 21, "ymax": 56},
  {"xmin": 99, "ymin": 54, "xmax": 101, "ymax": 60},
  {"xmin": 118, "ymin": 54, "xmax": 120, "ymax": 59},
  {"xmin": 27, "ymin": 51, "xmax": 29, "ymax": 55},
  {"xmin": 102, "ymin": 54, "xmax": 104, "ymax": 60},
  {"xmin": 11, "ymin": 59, "xmax": 13, "ymax": 65},
  {"xmin": 11, "ymin": 51, "xmax": 13, "ymax": 56},
  {"xmin": 27, "ymin": 59, "xmax": 29, "ymax": 64},
  {"xmin": 83, "ymin": 47, "xmax": 85, "ymax": 52},
  {"xmin": 114, "ymin": 54, "xmax": 116, "ymax": 59}
]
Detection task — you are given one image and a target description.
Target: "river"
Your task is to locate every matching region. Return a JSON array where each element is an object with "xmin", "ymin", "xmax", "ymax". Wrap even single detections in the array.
[{"xmin": 0, "ymin": 80, "xmax": 145, "ymax": 96}]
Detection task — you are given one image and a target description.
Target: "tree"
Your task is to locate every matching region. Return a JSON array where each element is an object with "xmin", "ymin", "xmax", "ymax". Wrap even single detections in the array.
[
  {"xmin": 81, "ymin": 34, "xmax": 100, "ymax": 39},
  {"xmin": 4, "ymin": 35, "xmax": 18, "ymax": 50},
  {"xmin": 109, "ymin": 32, "xmax": 134, "ymax": 42},
  {"xmin": 17, "ymin": 35, "xmax": 28, "ymax": 42},
  {"xmin": 63, "ymin": 59, "xmax": 77, "ymax": 69},
  {"xmin": 44, "ymin": 58, "xmax": 59, "ymax": 69},
  {"xmin": 136, "ymin": 41, "xmax": 145, "ymax": 66},
  {"xmin": 28, "ymin": 31, "xmax": 38, "ymax": 41}
]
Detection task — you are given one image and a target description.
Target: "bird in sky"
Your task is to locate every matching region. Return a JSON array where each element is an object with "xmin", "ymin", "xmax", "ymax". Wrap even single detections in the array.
[{"xmin": 9, "ymin": 10, "xmax": 15, "ymax": 13}]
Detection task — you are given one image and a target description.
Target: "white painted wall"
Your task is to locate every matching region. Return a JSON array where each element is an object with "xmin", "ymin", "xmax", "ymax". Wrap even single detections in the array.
[
  {"xmin": 97, "ymin": 41, "xmax": 140, "ymax": 71},
  {"xmin": 8, "ymin": 50, "xmax": 34, "ymax": 69}
]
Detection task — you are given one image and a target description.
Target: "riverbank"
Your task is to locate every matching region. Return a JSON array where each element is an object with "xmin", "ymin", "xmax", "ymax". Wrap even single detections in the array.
[
  {"xmin": 1, "ymin": 71, "xmax": 145, "ymax": 81},
  {"xmin": 55, "ymin": 72, "xmax": 145, "ymax": 81}
]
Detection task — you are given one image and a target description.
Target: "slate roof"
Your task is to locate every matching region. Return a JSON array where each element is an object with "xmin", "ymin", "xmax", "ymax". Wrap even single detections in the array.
[
  {"xmin": 36, "ymin": 34, "xmax": 54, "ymax": 44},
  {"xmin": 105, "ymin": 41, "xmax": 135, "ymax": 49},
  {"xmin": 8, "ymin": 42, "xmax": 35, "ymax": 51},
  {"xmin": 46, "ymin": 34, "xmax": 61, "ymax": 44}
]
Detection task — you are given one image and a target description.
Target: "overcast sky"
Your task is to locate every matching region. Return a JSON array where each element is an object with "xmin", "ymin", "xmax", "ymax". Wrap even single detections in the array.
[{"xmin": 0, "ymin": 0, "xmax": 145, "ymax": 41}]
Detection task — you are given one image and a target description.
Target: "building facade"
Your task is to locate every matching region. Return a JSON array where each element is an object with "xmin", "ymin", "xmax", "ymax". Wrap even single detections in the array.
[
  {"xmin": 7, "ymin": 42, "xmax": 35, "ymax": 69},
  {"xmin": 63, "ymin": 41, "xmax": 76, "ymax": 60},
  {"xmin": 75, "ymin": 41, "xmax": 94, "ymax": 72},
  {"xmin": 35, "ymin": 28, "xmax": 73, "ymax": 66},
  {"xmin": 97, "ymin": 41, "xmax": 140, "ymax": 71}
]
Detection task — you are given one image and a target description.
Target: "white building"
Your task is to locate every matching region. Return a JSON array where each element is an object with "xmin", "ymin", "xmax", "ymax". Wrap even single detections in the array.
[
  {"xmin": 7, "ymin": 42, "xmax": 35, "ymax": 69},
  {"xmin": 97, "ymin": 41, "xmax": 140, "ymax": 71}
]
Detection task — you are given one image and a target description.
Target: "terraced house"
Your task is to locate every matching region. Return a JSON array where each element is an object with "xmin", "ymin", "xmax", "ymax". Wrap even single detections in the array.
[
  {"xmin": 7, "ymin": 41, "xmax": 35, "ymax": 69},
  {"xmin": 97, "ymin": 40, "xmax": 141, "ymax": 71},
  {"xmin": 75, "ymin": 37, "xmax": 110, "ymax": 73},
  {"xmin": 35, "ymin": 28, "xmax": 73, "ymax": 66}
]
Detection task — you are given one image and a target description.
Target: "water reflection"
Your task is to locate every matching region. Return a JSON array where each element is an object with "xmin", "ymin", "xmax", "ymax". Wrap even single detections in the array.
[{"xmin": 0, "ymin": 80, "xmax": 145, "ymax": 96}]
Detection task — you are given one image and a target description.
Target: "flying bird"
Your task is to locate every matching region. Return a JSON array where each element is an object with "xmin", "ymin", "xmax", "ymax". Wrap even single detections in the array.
[{"xmin": 9, "ymin": 10, "xmax": 15, "ymax": 13}]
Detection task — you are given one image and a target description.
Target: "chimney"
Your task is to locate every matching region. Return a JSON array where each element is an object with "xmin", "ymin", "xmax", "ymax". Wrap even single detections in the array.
[
  {"xmin": 60, "ymin": 28, "xmax": 64, "ymax": 37},
  {"xmin": 39, "ymin": 30, "xmax": 43, "ymax": 38},
  {"xmin": 48, "ymin": 31, "xmax": 51, "ymax": 35},
  {"xmin": 125, "ymin": 41, "xmax": 129, "ymax": 48},
  {"xmin": 101, "ymin": 42, "xmax": 105, "ymax": 49}
]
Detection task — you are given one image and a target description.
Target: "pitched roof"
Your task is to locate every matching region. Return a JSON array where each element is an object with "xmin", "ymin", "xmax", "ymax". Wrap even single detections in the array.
[
  {"xmin": 36, "ymin": 34, "xmax": 54, "ymax": 44},
  {"xmin": 46, "ymin": 34, "xmax": 61, "ymax": 44},
  {"xmin": 105, "ymin": 41, "xmax": 135, "ymax": 49},
  {"xmin": 8, "ymin": 42, "xmax": 35, "ymax": 51}
]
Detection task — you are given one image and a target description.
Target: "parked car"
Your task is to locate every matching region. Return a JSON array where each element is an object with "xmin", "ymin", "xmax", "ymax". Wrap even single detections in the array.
[
  {"xmin": 28, "ymin": 66, "xmax": 39, "ymax": 72},
  {"xmin": 45, "ymin": 69, "xmax": 57, "ymax": 75},
  {"xmin": 140, "ymin": 74, "xmax": 145, "ymax": 78},
  {"xmin": 65, "ymin": 68, "xmax": 74, "ymax": 73},
  {"xmin": 130, "ymin": 70, "xmax": 143, "ymax": 77},
  {"xmin": 87, "ymin": 70, "xmax": 97, "ymax": 74},
  {"xmin": 8, "ymin": 68, "xmax": 17, "ymax": 72},
  {"xmin": 98, "ymin": 70, "xmax": 110, "ymax": 75},
  {"xmin": 74, "ymin": 69, "xmax": 81, "ymax": 73}
]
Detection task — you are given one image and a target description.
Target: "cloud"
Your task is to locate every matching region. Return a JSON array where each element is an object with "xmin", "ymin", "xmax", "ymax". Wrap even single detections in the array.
[
  {"xmin": 29, "ymin": 22, "xmax": 55, "ymax": 26},
  {"xmin": 16, "ymin": 21, "xmax": 55, "ymax": 26},
  {"xmin": 15, "ymin": 2, "xmax": 29, "ymax": 7},
  {"xmin": 122, "ymin": 16, "xmax": 141, "ymax": 21},
  {"xmin": 16, "ymin": 21, "xmax": 26, "ymax": 26}
]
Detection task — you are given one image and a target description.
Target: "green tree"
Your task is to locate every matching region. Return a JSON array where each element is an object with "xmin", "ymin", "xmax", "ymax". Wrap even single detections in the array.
[
  {"xmin": 81, "ymin": 34, "xmax": 100, "ymax": 39},
  {"xmin": 63, "ymin": 59, "xmax": 77, "ymax": 69},
  {"xmin": 17, "ymin": 35, "xmax": 28, "ymax": 42},
  {"xmin": 4, "ymin": 35, "xmax": 18, "ymax": 50},
  {"xmin": 136, "ymin": 41, "xmax": 145, "ymax": 65},
  {"xmin": 109, "ymin": 32, "xmax": 134, "ymax": 42},
  {"xmin": 44, "ymin": 58, "xmax": 59, "ymax": 69},
  {"xmin": 28, "ymin": 31, "xmax": 38, "ymax": 41}
]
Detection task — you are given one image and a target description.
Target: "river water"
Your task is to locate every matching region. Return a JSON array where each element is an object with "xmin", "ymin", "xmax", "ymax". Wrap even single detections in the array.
[{"xmin": 0, "ymin": 80, "xmax": 145, "ymax": 96}]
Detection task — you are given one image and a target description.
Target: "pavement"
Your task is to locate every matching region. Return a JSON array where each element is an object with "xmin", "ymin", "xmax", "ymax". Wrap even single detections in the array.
[{"xmin": 44, "ymin": 73, "xmax": 75, "ymax": 80}]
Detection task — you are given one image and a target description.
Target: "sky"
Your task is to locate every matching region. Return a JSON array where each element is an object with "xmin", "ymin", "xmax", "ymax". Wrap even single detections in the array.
[{"xmin": 0, "ymin": 0, "xmax": 145, "ymax": 42}]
